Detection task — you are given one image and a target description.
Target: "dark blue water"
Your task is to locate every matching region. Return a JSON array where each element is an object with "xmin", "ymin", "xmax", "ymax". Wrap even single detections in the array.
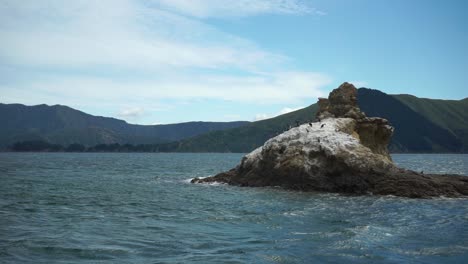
[{"xmin": 0, "ymin": 153, "xmax": 467, "ymax": 263}]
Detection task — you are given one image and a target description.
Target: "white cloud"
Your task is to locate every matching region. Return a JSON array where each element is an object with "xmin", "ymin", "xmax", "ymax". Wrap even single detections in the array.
[
  {"xmin": 0, "ymin": 0, "xmax": 283, "ymax": 71},
  {"xmin": 154, "ymin": 0, "xmax": 324, "ymax": 18},
  {"xmin": 254, "ymin": 105, "xmax": 305, "ymax": 121},
  {"xmin": 0, "ymin": 0, "xmax": 331, "ymax": 123},
  {"xmin": 119, "ymin": 107, "xmax": 145, "ymax": 118},
  {"xmin": 278, "ymin": 106, "xmax": 304, "ymax": 115},
  {"xmin": 0, "ymin": 71, "xmax": 330, "ymax": 104},
  {"xmin": 254, "ymin": 113, "xmax": 270, "ymax": 121}
]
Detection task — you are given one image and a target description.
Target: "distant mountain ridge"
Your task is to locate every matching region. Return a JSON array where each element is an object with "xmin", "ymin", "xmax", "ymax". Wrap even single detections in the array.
[
  {"xmin": 392, "ymin": 94, "xmax": 468, "ymax": 152},
  {"xmin": 0, "ymin": 103, "xmax": 249, "ymax": 148},
  {"xmin": 2, "ymin": 88, "xmax": 467, "ymax": 153},
  {"xmin": 359, "ymin": 89, "xmax": 464, "ymax": 152},
  {"xmin": 149, "ymin": 88, "xmax": 468, "ymax": 153}
]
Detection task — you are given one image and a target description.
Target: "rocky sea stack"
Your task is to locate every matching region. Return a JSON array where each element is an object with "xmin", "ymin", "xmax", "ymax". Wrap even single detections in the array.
[{"xmin": 192, "ymin": 82, "xmax": 468, "ymax": 198}]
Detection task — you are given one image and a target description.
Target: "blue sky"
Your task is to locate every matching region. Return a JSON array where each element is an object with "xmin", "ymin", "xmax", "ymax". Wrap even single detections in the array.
[{"xmin": 1, "ymin": 0, "xmax": 467, "ymax": 124}]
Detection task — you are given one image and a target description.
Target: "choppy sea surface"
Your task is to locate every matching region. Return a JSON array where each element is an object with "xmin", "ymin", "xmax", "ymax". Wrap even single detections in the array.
[{"xmin": 0, "ymin": 153, "xmax": 467, "ymax": 263}]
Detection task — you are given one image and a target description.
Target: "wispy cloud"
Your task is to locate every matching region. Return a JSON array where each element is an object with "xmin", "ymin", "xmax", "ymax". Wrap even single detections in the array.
[
  {"xmin": 0, "ymin": 0, "xmax": 326, "ymax": 72},
  {"xmin": 278, "ymin": 106, "xmax": 304, "ymax": 115},
  {"xmin": 0, "ymin": 0, "xmax": 330, "ymax": 123},
  {"xmin": 154, "ymin": 0, "xmax": 324, "ymax": 18},
  {"xmin": 119, "ymin": 107, "xmax": 145, "ymax": 119},
  {"xmin": 1, "ymin": 71, "xmax": 329, "ymax": 104},
  {"xmin": 254, "ymin": 105, "xmax": 305, "ymax": 121},
  {"xmin": 254, "ymin": 113, "xmax": 270, "ymax": 121},
  {"xmin": 0, "ymin": 0, "xmax": 285, "ymax": 71}
]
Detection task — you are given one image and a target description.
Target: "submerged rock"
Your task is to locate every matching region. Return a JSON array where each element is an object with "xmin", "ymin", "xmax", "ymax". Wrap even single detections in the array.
[{"xmin": 193, "ymin": 82, "xmax": 468, "ymax": 198}]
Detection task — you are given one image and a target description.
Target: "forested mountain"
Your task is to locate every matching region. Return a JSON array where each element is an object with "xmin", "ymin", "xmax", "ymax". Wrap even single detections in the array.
[
  {"xmin": 151, "ymin": 89, "xmax": 467, "ymax": 153},
  {"xmin": 2, "ymin": 88, "xmax": 467, "ymax": 153},
  {"xmin": 359, "ymin": 89, "xmax": 463, "ymax": 152},
  {"xmin": 0, "ymin": 103, "xmax": 248, "ymax": 148},
  {"xmin": 393, "ymin": 94, "xmax": 468, "ymax": 152}
]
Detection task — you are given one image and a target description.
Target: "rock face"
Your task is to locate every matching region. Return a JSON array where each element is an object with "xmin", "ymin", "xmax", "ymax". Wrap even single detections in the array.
[
  {"xmin": 316, "ymin": 82, "xmax": 365, "ymax": 120},
  {"xmin": 193, "ymin": 82, "xmax": 468, "ymax": 198},
  {"xmin": 317, "ymin": 82, "xmax": 394, "ymax": 159}
]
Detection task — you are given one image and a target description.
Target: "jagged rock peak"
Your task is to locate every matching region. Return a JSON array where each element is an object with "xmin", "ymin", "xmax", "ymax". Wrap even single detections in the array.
[
  {"xmin": 315, "ymin": 82, "xmax": 393, "ymax": 160},
  {"xmin": 316, "ymin": 82, "xmax": 366, "ymax": 120}
]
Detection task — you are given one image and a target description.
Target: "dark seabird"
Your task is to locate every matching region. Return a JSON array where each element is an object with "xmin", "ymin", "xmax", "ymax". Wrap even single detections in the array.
[
  {"xmin": 308, "ymin": 122, "xmax": 313, "ymax": 127},
  {"xmin": 321, "ymin": 124, "xmax": 325, "ymax": 128}
]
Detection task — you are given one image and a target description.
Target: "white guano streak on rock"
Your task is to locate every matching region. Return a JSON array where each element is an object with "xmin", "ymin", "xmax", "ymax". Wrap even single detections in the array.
[{"xmin": 242, "ymin": 118, "xmax": 392, "ymax": 171}]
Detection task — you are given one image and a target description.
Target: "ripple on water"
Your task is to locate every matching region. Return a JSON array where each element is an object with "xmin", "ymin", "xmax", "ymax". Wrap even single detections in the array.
[{"xmin": 0, "ymin": 153, "xmax": 467, "ymax": 263}]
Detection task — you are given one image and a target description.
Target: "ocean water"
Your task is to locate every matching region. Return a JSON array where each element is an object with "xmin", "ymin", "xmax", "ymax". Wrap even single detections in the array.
[{"xmin": 0, "ymin": 153, "xmax": 467, "ymax": 264}]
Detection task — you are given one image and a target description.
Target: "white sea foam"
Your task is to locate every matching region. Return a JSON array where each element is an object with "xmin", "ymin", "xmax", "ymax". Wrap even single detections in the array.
[
  {"xmin": 204, "ymin": 181, "xmax": 226, "ymax": 186},
  {"xmin": 184, "ymin": 176, "xmax": 226, "ymax": 186},
  {"xmin": 183, "ymin": 175, "xmax": 211, "ymax": 184}
]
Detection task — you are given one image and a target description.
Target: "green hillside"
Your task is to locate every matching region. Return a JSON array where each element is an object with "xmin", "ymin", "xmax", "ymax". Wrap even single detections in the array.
[
  {"xmin": 394, "ymin": 95, "xmax": 468, "ymax": 152},
  {"xmin": 0, "ymin": 103, "xmax": 249, "ymax": 148},
  {"xmin": 157, "ymin": 89, "xmax": 466, "ymax": 153},
  {"xmin": 3, "ymin": 88, "xmax": 467, "ymax": 153},
  {"xmin": 358, "ymin": 89, "xmax": 461, "ymax": 153},
  {"xmin": 154, "ymin": 104, "xmax": 318, "ymax": 152}
]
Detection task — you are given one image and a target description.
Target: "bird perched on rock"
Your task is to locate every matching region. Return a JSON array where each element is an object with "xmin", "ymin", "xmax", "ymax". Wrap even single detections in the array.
[
  {"xmin": 308, "ymin": 122, "xmax": 313, "ymax": 127},
  {"xmin": 321, "ymin": 124, "xmax": 325, "ymax": 128}
]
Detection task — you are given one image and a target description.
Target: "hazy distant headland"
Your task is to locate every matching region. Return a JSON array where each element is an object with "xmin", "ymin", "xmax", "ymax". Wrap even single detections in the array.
[{"xmin": 2, "ymin": 88, "xmax": 467, "ymax": 153}]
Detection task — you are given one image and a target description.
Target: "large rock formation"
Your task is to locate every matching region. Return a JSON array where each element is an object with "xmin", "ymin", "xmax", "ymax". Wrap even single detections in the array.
[
  {"xmin": 316, "ymin": 82, "xmax": 365, "ymax": 120},
  {"xmin": 193, "ymin": 82, "xmax": 468, "ymax": 198}
]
